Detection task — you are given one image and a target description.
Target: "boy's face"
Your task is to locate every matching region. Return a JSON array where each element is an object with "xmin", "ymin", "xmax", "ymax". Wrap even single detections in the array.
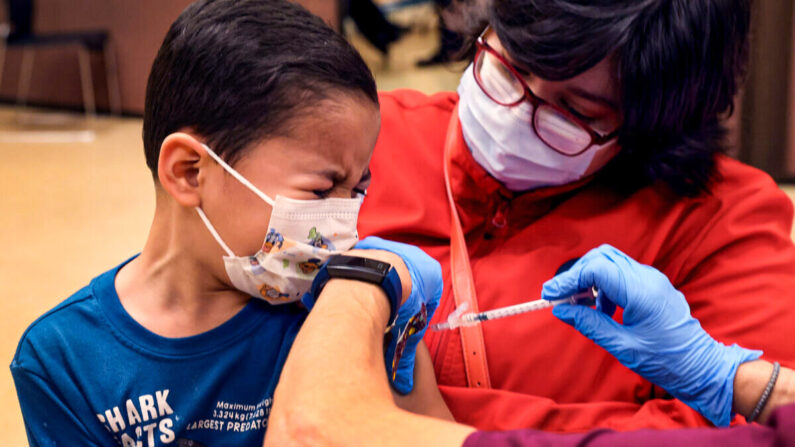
[{"xmin": 200, "ymin": 93, "xmax": 380, "ymax": 257}]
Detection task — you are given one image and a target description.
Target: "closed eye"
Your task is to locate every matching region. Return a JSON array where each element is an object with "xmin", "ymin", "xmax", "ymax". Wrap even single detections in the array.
[
  {"xmin": 313, "ymin": 169, "xmax": 371, "ymax": 199},
  {"xmin": 313, "ymin": 186, "xmax": 367, "ymax": 198},
  {"xmin": 560, "ymin": 98, "xmax": 598, "ymax": 123},
  {"xmin": 312, "ymin": 187, "xmax": 334, "ymax": 199},
  {"xmin": 354, "ymin": 169, "xmax": 371, "ymax": 196}
]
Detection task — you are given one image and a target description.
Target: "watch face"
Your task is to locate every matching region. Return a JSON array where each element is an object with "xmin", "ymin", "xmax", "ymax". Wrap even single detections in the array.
[{"xmin": 327, "ymin": 255, "xmax": 390, "ymax": 283}]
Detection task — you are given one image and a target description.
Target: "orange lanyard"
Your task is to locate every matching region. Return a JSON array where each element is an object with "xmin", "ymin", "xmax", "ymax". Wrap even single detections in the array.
[{"xmin": 442, "ymin": 106, "xmax": 492, "ymax": 389}]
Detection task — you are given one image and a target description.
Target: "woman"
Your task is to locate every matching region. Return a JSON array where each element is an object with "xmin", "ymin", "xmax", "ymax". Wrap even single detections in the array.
[{"xmin": 357, "ymin": 0, "xmax": 795, "ymax": 431}]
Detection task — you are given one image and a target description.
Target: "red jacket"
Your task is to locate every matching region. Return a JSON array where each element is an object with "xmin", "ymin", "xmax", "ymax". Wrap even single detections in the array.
[{"xmin": 358, "ymin": 90, "xmax": 795, "ymax": 432}]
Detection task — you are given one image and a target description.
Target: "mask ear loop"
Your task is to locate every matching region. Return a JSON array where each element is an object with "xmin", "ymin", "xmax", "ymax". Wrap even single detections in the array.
[
  {"xmin": 201, "ymin": 144, "xmax": 275, "ymax": 207},
  {"xmin": 196, "ymin": 207, "xmax": 236, "ymax": 258}
]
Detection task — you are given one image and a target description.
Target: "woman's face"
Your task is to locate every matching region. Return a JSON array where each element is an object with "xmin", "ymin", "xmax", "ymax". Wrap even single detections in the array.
[{"xmin": 485, "ymin": 30, "xmax": 623, "ymax": 136}]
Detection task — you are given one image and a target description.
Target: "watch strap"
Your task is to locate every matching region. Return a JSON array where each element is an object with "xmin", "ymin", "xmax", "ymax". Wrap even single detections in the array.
[{"xmin": 303, "ymin": 255, "xmax": 401, "ymax": 328}]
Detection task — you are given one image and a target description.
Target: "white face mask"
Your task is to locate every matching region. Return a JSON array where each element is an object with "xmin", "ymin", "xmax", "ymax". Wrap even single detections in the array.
[
  {"xmin": 457, "ymin": 64, "xmax": 620, "ymax": 191},
  {"xmin": 196, "ymin": 144, "xmax": 362, "ymax": 305}
]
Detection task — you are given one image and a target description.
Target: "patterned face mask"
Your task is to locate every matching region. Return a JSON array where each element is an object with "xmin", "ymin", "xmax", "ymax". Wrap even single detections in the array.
[{"xmin": 196, "ymin": 144, "xmax": 362, "ymax": 305}]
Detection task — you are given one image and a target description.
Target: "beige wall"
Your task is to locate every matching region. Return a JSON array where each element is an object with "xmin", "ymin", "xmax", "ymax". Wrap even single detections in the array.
[{"xmin": 0, "ymin": 0, "xmax": 340, "ymax": 114}]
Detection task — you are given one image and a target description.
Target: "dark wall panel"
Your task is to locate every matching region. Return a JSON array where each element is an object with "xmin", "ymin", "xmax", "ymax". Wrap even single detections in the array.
[{"xmin": 0, "ymin": 0, "xmax": 340, "ymax": 114}]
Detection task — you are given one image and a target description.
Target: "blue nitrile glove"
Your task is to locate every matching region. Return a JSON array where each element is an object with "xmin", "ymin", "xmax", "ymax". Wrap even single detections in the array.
[
  {"xmin": 542, "ymin": 244, "xmax": 762, "ymax": 427},
  {"xmin": 355, "ymin": 236, "xmax": 442, "ymax": 395}
]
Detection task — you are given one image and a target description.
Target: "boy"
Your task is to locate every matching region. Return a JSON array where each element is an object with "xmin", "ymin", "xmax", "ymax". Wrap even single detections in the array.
[{"xmin": 11, "ymin": 1, "xmax": 385, "ymax": 445}]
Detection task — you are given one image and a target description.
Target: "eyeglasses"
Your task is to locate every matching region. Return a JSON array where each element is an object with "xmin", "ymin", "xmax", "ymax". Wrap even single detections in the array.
[{"xmin": 473, "ymin": 28, "xmax": 618, "ymax": 156}]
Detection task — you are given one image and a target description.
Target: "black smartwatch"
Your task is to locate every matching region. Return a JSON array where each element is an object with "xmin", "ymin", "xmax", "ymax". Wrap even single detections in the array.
[{"xmin": 303, "ymin": 255, "xmax": 402, "ymax": 329}]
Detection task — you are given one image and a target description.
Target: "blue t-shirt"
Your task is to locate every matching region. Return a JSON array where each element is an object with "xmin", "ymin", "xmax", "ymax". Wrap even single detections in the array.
[{"xmin": 11, "ymin": 257, "xmax": 306, "ymax": 447}]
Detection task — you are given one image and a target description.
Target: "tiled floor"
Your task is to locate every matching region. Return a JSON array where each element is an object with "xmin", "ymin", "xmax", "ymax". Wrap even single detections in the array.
[
  {"xmin": 0, "ymin": 111, "xmax": 154, "ymax": 445},
  {"xmin": 1, "ymin": 12, "xmax": 794, "ymax": 445}
]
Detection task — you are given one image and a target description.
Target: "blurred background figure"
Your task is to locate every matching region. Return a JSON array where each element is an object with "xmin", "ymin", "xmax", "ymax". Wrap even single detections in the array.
[
  {"xmin": 416, "ymin": 0, "xmax": 463, "ymax": 66},
  {"xmin": 344, "ymin": 0, "xmax": 408, "ymax": 55}
]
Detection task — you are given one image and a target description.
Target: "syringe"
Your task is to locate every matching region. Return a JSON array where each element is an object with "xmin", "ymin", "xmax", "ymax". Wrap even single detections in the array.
[{"xmin": 431, "ymin": 288, "xmax": 598, "ymax": 332}]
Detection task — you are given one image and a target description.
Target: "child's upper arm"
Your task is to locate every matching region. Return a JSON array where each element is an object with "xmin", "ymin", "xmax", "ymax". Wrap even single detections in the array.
[{"xmin": 391, "ymin": 343, "xmax": 454, "ymax": 421}]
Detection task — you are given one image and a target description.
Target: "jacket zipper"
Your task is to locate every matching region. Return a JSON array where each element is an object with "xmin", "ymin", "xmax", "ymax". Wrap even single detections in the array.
[{"xmin": 491, "ymin": 199, "xmax": 509, "ymax": 229}]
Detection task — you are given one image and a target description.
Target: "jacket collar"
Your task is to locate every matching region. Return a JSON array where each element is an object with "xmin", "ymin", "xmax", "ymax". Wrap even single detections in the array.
[{"xmin": 446, "ymin": 105, "xmax": 594, "ymax": 231}]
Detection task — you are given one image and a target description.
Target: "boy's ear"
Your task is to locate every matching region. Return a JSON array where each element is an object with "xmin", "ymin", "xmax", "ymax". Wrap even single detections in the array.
[{"xmin": 157, "ymin": 132, "xmax": 210, "ymax": 207}]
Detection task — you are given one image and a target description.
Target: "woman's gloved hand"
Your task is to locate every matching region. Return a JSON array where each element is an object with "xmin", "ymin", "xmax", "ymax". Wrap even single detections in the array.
[
  {"xmin": 354, "ymin": 236, "xmax": 442, "ymax": 395},
  {"xmin": 542, "ymin": 244, "xmax": 762, "ymax": 427}
]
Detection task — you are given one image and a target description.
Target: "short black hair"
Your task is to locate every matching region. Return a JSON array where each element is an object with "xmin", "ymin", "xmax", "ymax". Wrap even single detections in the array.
[
  {"xmin": 143, "ymin": 0, "xmax": 378, "ymax": 177},
  {"xmin": 447, "ymin": 0, "xmax": 751, "ymax": 196}
]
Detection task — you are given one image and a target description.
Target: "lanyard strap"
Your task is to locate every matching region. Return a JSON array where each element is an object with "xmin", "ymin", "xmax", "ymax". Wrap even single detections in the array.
[{"xmin": 442, "ymin": 106, "xmax": 492, "ymax": 389}]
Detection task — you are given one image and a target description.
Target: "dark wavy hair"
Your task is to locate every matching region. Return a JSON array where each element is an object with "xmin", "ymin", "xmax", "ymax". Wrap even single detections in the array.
[
  {"xmin": 445, "ymin": 0, "xmax": 751, "ymax": 196},
  {"xmin": 143, "ymin": 0, "xmax": 378, "ymax": 177}
]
